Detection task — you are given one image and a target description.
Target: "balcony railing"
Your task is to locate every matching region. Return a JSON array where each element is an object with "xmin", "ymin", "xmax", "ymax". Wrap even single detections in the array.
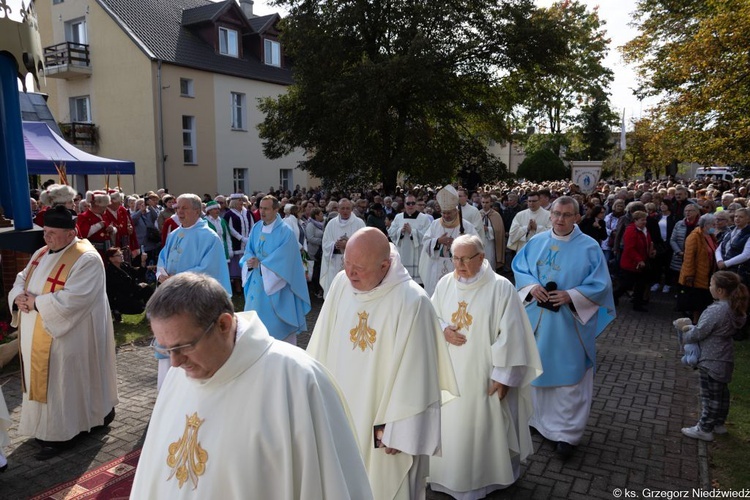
[
  {"xmin": 43, "ymin": 42, "xmax": 92, "ymax": 79},
  {"xmin": 59, "ymin": 122, "xmax": 99, "ymax": 152}
]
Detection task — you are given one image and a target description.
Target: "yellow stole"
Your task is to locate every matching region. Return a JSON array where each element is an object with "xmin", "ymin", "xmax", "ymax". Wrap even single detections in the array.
[{"xmin": 20, "ymin": 240, "xmax": 95, "ymax": 403}]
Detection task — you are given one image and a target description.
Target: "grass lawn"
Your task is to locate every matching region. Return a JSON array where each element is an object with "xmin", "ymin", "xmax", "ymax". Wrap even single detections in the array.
[{"xmin": 710, "ymin": 339, "xmax": 750, "ymax": 489}]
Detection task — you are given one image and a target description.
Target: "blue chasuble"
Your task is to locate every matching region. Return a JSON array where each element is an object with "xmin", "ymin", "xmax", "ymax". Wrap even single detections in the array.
[
  {"xmin": 241, "ymin": 214, "xmax": 311, "ymax": 340},
  {"xmin": 512, "ymin": 226, "xmax": 615, "ymax": 387},
  {"xmin": 157, "ymin": 218, "xmax": 232, "ymax": 295}
]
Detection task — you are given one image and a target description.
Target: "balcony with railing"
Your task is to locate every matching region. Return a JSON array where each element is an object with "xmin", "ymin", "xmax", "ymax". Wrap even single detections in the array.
[
  {"xmin": 59, "ymin": 122, "xmax": 99, "ymax": 153},
  {"xmin": 43, "ymin": 42, "xmax": 92, "ymax": 79}
]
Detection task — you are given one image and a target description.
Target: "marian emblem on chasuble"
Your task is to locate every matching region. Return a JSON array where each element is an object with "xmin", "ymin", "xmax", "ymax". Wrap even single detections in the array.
[
  {"xmin": 451, "ymin": 301, "xmax": 473, "ymax": 331},
  {"xmin": 167, "ymin": 413, "xmax": 209, "ymax": 489},
  {"xmin": 536, "ymin": 244, "xmax": 561, "ymax": 284},
  {"xmin": 350, "ymin": 311, "xmax": 377, "ymax": 351}
]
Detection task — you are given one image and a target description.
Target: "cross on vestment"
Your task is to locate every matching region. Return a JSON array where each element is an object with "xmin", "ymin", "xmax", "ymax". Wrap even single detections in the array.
[{"xmin": 46, "ymin": 264, "xmax": 68, "ymax": 291}]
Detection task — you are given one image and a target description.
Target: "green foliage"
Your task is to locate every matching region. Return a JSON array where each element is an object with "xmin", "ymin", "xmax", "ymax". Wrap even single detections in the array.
[
  {"xmin": 517, "ymin": 148, "xmax": 569, "ymax": 182},
  {"xmin": 506, "ymin": 0, "xmax": 613, "ymax": 135},
  {"xmin": 259, "ymin": 0, "xmax": 558, "ymax": 193},
  {"xmin": 574, "ymin": 91, "xmax": 618, "ymax": 161},
  {"xmin": 711, "ymin": 340, "xmax": 750, "ymax": 489},
  {"xmin": 622, "ymin": 0, "xmax": 750, "ymax": 166}
]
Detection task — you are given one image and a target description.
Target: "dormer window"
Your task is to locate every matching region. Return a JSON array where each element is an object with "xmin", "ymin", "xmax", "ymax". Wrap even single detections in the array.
[
  {"xmin": 219, "ymin": 27, "xmax": 239, "ymax": 57},
  {"xmin": 264, "ymin": 39, "xmax": 281, "ymax": 67}
]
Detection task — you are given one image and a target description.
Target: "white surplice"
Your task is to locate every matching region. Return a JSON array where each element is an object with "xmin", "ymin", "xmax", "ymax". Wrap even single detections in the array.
[
  {"xmin": 319, "ymin": 215, "xmax": 365, "ymax": 298},
  {"xmin": 429, "ymin": 261, "xmax": 543, "ymax": 499},
  {"xmin": 307, "ymin": 249, "xmax": 459, "ymax": 500},
  {"xmin": 507, "ymin": 207, "xmax": 551, "ymax": 252},
  {"xmin": 387, "ymin": 212, "xmax": 432, "ymax": 284},
  {"xmin": 131, "ymin": 312, "xmax": 372, "ymax": 500},
  {"xmin": 8, "ymin": 238, "xmax": 118, "ymax": 441}
]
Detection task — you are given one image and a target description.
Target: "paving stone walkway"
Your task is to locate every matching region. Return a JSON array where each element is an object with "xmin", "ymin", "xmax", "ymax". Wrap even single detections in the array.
[{"xmin": 0, "ymin": 291, "xmax": 709, "ymax": 499}]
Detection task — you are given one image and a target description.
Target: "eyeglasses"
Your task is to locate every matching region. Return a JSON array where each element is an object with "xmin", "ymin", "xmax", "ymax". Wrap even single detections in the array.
[
  {"xmin": 452, "ymin": 252, "xmax": 481, "ymax": 265},
  {"xmin": 551, "ymin": 211, "xmax": 577, "ymax": 219},
  {"xmin": 405, "ymin": 201, "xmax": 416, "ymax": 206},
  {"xmin": 151, "ymin": 320, "xmax": 216, "ymax": 356}
]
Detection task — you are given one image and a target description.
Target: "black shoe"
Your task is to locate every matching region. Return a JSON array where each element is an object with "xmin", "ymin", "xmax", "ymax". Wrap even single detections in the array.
[
  {"xmin": 34, "ymin": 439, "xmax": 75, "ymax": 461},
  {"xmin": 555, "ymin": 441, "xmax": 575, "ymax": 459}
]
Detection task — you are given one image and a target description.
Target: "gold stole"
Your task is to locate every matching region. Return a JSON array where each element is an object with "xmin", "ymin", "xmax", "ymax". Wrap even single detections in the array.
[{"xmin": 20, "ymin": 240, "xmax": 95, "ymax": 403}]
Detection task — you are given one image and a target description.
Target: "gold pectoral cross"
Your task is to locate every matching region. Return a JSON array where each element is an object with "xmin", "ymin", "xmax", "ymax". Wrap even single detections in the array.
[
  {"xmin": 350, "ymin": 311, "xmax": 377, "ymax": 351},
  {"xmin": 167, "ymin": 412, "xmax": 209, "ymax": 489},
  {"xmin": 451, "ymin": 301, "xmax": 473, "ymax": 331}
]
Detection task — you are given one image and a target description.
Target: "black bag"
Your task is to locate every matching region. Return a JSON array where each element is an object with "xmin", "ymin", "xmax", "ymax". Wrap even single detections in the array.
[{"xmin": 146, "ymin": 226, "xmax": 161, "ymax": 243}]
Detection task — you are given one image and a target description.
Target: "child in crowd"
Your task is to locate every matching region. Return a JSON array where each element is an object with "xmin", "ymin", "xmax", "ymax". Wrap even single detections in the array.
[{"xmin": 680, "ymin": 271, "xmax": 748, "ymax": 441}]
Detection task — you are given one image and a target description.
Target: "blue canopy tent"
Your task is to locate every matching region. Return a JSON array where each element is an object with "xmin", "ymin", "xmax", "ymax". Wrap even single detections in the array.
[{"xmin": 23, "ymin": 121, "xmax": 135, "ymax": 175}]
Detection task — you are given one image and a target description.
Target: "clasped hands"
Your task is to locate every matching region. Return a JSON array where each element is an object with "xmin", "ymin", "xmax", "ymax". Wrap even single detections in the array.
[
  {"xmin": 246, "ymin": 257, "xmax": 260, "ymax": 269},
  {"xmin": 14, "ymin": 291, "xmax": 37, "ymax": 313},
  {"xmin": 529, "ymin": 284, "xmax": 571, "ymax": 306}
]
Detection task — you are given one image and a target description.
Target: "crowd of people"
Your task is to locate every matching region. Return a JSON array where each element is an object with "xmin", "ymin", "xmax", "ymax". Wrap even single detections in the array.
[{"xmin": 1, "ymin": 172, "xmax": 746, "ymax": 498}]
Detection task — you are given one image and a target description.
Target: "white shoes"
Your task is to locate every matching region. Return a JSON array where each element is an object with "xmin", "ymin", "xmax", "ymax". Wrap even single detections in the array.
[
  {"xmin": 663, "ymin": 285, "xmax": 671, "ymax": 293},
  {"xmin": 650, "ymin": 284, "xmax": 660, "ymax": 292},
  {"xmin": 682, "ymin": 425, "xmax": 714, "ymax": 441},
  {"xmin": 714, "ymin": 424, "xmax": 728, "ymax": 435}
]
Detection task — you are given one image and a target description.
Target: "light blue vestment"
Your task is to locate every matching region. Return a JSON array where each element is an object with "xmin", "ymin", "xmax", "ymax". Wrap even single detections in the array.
[
  {"xmin": 241, "ymin": 214, "xmax": 311, "ymax": 340},
  {"xmin": 157, "ymin": 218, "xmax": 232, "ymax": 295},
  {"xmin": 512, "ymin": 226, "xmax": 615, "ymax": 387}
]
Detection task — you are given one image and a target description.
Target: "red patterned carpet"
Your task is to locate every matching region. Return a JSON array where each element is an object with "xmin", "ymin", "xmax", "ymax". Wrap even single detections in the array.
[{"xmin": 30, "ymin": 449, "xmax": 140, "ymax": 500}]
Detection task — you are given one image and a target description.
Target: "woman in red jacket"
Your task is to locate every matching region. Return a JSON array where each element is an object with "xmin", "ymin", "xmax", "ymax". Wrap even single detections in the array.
[{"xmin": 614, "ymin": 211, "xmax": 654, "ymax": 312}]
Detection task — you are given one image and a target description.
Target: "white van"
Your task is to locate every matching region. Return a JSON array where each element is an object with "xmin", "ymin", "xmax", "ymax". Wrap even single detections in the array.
[{"xmin": 695, "ymin": 166, "xmax": 734, "ymax": 182}]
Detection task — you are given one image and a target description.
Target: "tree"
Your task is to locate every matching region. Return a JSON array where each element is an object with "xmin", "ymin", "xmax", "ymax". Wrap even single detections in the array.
[
  {"xmin": 516, "ymin": 148, "xmax": 568, "ymax": 182},
  {"xmin": 258, "ymin": 0, "xmax": 563, "ymax": 193},
  {"xmin": 622, "ymin": 0, "xmax": 750, "ymax": 165},
  {"xmin": 574, "ymin": 90, "xmax": 618, "ymax": 161},
  {"xmin": 505, "ymin": 0, "xmax": 613, "ymax": 135}
]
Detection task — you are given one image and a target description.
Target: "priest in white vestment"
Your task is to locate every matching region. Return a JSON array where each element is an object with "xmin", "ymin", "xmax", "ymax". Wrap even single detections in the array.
[
  {"xmin": 506, "ymin": 192, "xmax": 551, "ymax": 253},
  {"xmin": 319, "ymin": 198, "xmax": 365, "ymax": 298},
  {"xmin": 9, "ymin": 206, "xmax": 118, "ymax": 460},
  {"xmin": 308, "ymin": 228, "xmax": 459, "ymax": 500},
  {"xmin": 130, "ymin": 273, "xmax": 372, "ymax": 500},
  {"xmin": 458, "ymin": 188, "xmax": 483, "ymax": 230},
  {"xmin": 429, "ymin": 235, "xmax": 542, "ymax": 499},
  {"xmin": 387, "ymin": 194, "xmax": 432, "ymax": 284},
  {"xmin": 419, "ymin": 186, "xmax": 478, "ymax": 296},
  {"xmin": 512, "ymin": 196, "xmax": 615, "ymax": 459}
]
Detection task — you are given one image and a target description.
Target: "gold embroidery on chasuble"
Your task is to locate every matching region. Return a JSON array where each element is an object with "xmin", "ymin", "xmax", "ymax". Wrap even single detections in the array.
[
  {"xmin": 350, "ymin": 311, "xmax": 377, "ymax": 351},
  {"xmin": 451, "ymin": 301, "xmax": 473, "ymax": 331},
  {"xmin": 167, "ymin": 413, "xmax": 209, "ymax": 489}
]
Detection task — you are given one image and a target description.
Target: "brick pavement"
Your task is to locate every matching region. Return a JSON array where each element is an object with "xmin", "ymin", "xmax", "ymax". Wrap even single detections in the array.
[{"xmin": 0, "ymin": 291, "xmax": 709, "ymax": 499}]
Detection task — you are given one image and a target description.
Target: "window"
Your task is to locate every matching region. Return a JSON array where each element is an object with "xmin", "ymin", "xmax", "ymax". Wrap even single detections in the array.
[
  {"xmin": 219, "ymin": 27, "xmax": 239, "ymax": 57},
  {"xmin": 280, "ymin": 169, "xmax": 292, "ymax": 191},
  {"xmin": 65, "ymin": 18, "xmax": 87, "ymax": 45},
  {"xmin": 180, "ymin": 78, "xmax": 194, "ymax": 97},
  {"xmin": 182, "ymin": 116, "xmax": 196, "ymax": 164},
  {"xmin": 264, "ymin": 39, "xmax": 281, "ymax": 67},
  {"xmin": 69, "ymin": 96, "xmax": 91, "ymax": 122},
  {"xmin": 233, "ymin": 168, "xmax": 247, "ymax": 193},
  {"xmin": 231, "ymin": 92, "xmax": 246, "ymax": 130}
]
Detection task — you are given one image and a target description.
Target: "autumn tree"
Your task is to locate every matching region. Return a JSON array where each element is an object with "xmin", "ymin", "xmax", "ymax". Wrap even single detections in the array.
[
  {"xmin": 258, "ymin": 0, "xmax": 565, "ymax": 192},
  {"xmin": 622, "ymin": 0, "xmax": 750, "ymax": 165}
]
